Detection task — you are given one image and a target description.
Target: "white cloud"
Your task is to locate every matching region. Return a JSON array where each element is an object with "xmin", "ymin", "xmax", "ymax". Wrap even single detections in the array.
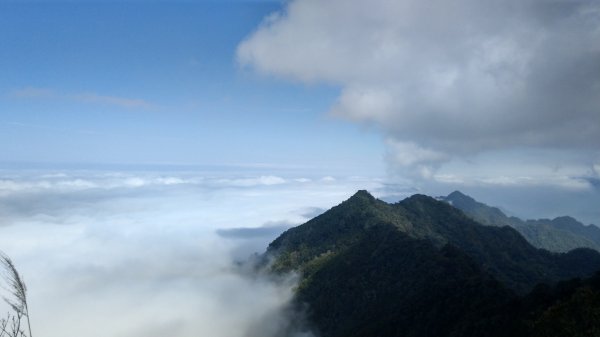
[
  {"xmin": 9, "ymin": 87, "xmax": 55, "ymax": 99},
  {"xmin": 0, "ymin": 168, "xmax": 598, "ymax": 337},
  {"xmin": 0, "ymin": 170, "xmax": 385, "ymax": 337},
  {"xmin": 422, "ymin": 149, "xmax": 600, "ymax": 191},
  {"xmin": 71, "ymin": 92, "xmax": 152, "ymax": 109},
  {"xmin": 156, "ymin": 177, "xmax": 187, "ymax": 185},
  {"xmin": 254, "ymin": 175, "xmax": 287, "ymax": 185},
  {"xmin": 594, "ymin": 163, "xmax": 600, "ymax": 176},
  {"xmin": 217, "ymin": 175, "xmax": 287, "ymax": 187},
  {"xmin": 385, "ymin": 139, "xmax": 448, "ymax": 179},
  {"xmin": 239, "ymin": 0, "xmax": 600, "ymax": 183},
  {"xmin": 432, "ymin": 174, "xmax": 465, "ymax": 185},
  {"xmin": 8, "ymin": 87, "xmax": 154, "ymax": 109}
]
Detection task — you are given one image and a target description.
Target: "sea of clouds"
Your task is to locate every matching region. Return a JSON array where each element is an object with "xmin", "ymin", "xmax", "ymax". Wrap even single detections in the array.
[
  {"xmin": 0, "ymin": 169, "xmax": 382, "ymax": 337},
  {"xmin": 0, "ymin": 166, "xmax": 598, "ymax": 337}
]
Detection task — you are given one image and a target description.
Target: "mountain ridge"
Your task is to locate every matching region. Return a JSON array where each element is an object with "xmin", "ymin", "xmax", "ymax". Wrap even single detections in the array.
[
  {"xmin": 268, "ymin": 190, "xmax": 600, "ymax": 294},
  {"xmin": 441, "ymin": 190, "xmax": 600, "ymax": 252},
  {"xmin": 263, "ymin": 190, "xmax": 600, "ymax": 337}
]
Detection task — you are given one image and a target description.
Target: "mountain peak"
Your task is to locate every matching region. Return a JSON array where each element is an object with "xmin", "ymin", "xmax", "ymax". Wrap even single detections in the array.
[
  {"xmin": 346, "ymin": 189, "xmax": 376, "ymax": 203},
  {"xmin": 265, "ymin": 191, "xmax": 600, "ymax": 337},
  {"xmin": 443, "ymin": 192, "xmax": 600, "ymax": 252},
  {"xmin": 446, "ymin": 190, "xmax": 475, "ymax": 203},
  {"xmin": 402, "ymin": 193, "xmax": 450, "ymax": 208},
  {"xmin": 353, "ymin": 189, "xmax": 373, "ymax": 197},
  {"xmin": 553, "ymin": 216, "xmax": 579, "ymax": 224}
]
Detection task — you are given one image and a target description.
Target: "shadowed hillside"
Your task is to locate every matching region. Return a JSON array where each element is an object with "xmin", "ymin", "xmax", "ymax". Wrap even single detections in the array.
[
  {"xmin": 264, "ymin": 191, "xmax": 600, "ymax": 337},
  {"xmin": 441, "ymin": 191, "xmax": 600, "ymax": 252}
]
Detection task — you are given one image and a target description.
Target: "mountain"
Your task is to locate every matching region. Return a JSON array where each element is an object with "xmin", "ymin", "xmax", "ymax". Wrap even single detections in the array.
[
  {"xmin": 441, "ymin": 191, "xmax": 600, "ymax": 252},
  {"xmin": 264, "ymin": 191, "xmax": 600, "ymax": 337},
  {"xmin": 438, "ymin": 190, "xmax": 515, "ymax": 227},
  {"xmin": 269, "ymin": 190, "xmax": 600, "ymax": 293},
  {"xmin": 517, "ymin": 272, "xmax": 600, "ymax": 337},
  {"xmin": 295, "ymin": 224, "xmax": 516, "ymax": 337}
]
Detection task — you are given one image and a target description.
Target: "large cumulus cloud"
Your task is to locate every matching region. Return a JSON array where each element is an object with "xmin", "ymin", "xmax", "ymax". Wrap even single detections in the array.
[{"xmin": 238, "ymin": 0, "xmax": 600, "ymax": 181}]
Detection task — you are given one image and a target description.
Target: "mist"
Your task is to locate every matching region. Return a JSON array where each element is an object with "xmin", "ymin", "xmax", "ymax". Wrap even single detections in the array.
[{"xmin": 0, "ymin": 169, "xmax": 381, "ymax": 337}]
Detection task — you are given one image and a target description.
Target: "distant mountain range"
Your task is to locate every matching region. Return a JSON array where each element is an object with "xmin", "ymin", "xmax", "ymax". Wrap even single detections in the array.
[
  {"xmin": 440, "ymin": 191, "xmax": 600, "ymax": 253},
  {"xmin": 263, "ymin": 191, "xmax": 600, "ymax": 337}
]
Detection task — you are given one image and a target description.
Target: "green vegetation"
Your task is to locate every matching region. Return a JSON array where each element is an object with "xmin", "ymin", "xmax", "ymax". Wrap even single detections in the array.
[
  {"xmin": 297, "ymin": 224, "xmax": 515, "ymax": 337},
  {"xmin": 268, "ymin": 191, "xmax": 600, "ymax": 294},
  {"xmin": 265, "ymin": 190, "xmax": 600, "ymax": 337},
  {"xmin": 519, "ymin": 272, "xmax": 600, "ymax": 337},
  {"xmin": 442, "ymin": 191, "xmax": 600, "ymax": 252}
]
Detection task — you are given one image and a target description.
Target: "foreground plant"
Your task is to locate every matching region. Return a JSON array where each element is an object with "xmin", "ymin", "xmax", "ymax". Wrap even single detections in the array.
[{"xmin": 0, "ymin": 252, "xmax": 32, "ymax": 337}]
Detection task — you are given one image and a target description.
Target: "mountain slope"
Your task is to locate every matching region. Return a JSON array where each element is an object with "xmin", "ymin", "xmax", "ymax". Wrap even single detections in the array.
[
  {"xmin": 517, "ymin": 272, "xmax": 600, "ymax": 337},
  {"xmin": 440, "ymin": 190, "xmax": 515, "ymax": 227},
  {"xmin": 268, "ymin": 191, "xmax": 600, "ymax": 294},
  {"xmin": 265, "ymin": 190, "xmax": 600, "ymax": 337},
  {"xmin": 299, "ymin": 240, "xmax": 600, "ymax": 337},
  {"xmin": 296, "ymin": 224, "xmax": 516, "ymax": 337},
  {"xmin": 441, "ymin": 191, "xmax": 600, "ymax": 252}
]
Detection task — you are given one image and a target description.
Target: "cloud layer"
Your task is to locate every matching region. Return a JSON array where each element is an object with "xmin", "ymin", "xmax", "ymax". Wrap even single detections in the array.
[
  {"xmin": 238, "ymin": 0, "xmax": 600, "ymax": 180},
  {"xmin": 0, "ymin": 170, "xmax": 381, "ymax": 337},
  {"xmin": 0, "ymin": 167, "xmax": 598, "ymax": 337}
]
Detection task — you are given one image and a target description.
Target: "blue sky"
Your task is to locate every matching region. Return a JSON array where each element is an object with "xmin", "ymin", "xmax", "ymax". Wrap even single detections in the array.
[
  {"xmin": 0, "ymin": 1, "xmax": 383, "ymax": 173},
  {"xmin": 1, "ymin": 0, "xmax": 599, "ymax": 224}
]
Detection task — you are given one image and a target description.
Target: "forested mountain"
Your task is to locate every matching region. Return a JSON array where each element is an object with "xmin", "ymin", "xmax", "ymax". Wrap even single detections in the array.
[
  {"xmin": 269, "ymin": 191, "xmax": 600, "ymax": 293},
  {"xmin": 264, "ymin": 191, "xmax": 600, "ymax": 337},
  {"xmin": 441, "ymin": 191, "xmax": 600, "ymax": 252}
]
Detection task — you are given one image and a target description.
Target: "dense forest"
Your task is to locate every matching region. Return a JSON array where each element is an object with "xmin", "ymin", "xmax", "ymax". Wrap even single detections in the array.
[{"xmin": 264, "ymin": 191, "xmax": 600, "ymax": 337}]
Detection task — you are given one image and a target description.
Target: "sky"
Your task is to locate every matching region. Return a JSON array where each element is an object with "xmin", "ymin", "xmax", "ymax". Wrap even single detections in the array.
[
  {"xmin": 236, "ymin": 0, "xmax": 600, "ymax": 225},
  {"xmin": 0, "ymin": 0, "xmax": 383, "ymax": 173},
  {"xmin": 2, "ymin": 0, "xmax": 599, "ymax": 221},
  {"xmin": 0, "ymin": 1, "xmax": 599, "ymax": 336}
]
